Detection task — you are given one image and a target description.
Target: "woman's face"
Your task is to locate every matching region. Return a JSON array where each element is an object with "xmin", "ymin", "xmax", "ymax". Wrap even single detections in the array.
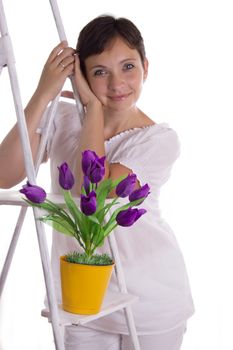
[{"xmin": 84, "ymin": 37, "xmax": 148, "ymax": 113}]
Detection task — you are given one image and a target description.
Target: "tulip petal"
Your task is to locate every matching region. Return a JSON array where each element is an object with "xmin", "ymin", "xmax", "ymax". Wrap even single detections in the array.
[
  {"xmin": 129, "ymin": 184, "xmax": 150, "ymax": 204},
  {"xmin": 83, "ymin": 175, "xmax": 91, "ymax": 195},
  {"xmin": 80, "ymin": 191, "xmax": 97, "ymax": 216},
  {"xmin": 19, "ymin": 181, "xmax": 46, "ymax": 203},
  {"xmin": 116, "ymin": 207, "xmax": 146, "ymax": 227},
  {"xmin": 57, "ymin": 162, "xmax": 75, "ymax": 190},
  {"xmin": 116, "ymin": 173, "xmax": 137, "ymax": 198},
  {"xmin": 82, "ymin": 150, "xmax": 105, "ymax": 184}
]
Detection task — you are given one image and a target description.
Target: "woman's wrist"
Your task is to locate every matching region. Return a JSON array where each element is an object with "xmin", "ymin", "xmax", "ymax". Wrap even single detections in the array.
[
  {"xmin": 32, "ymin": 88, "xmax": 52, "ymax": 107},
  {"xmin": 24, "ymin": 91, "xmax": 49, "ymax": 129},
  {"xmin": 85, "ymin": 98, "xmax": 103, "ymax": 118}
]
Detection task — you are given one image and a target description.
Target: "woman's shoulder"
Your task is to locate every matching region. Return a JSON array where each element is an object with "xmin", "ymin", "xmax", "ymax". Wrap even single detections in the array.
[
  {"xmin": 132, "ymin": 122, "xmax": 180, "ymax": 152},
  {"xmin": 150, "ymin": 122, "xmax": 179, "ymax": 143},
  {"xmin": 143, "ymin": 122, "xmax": 180, "ymax": 158},
  {"xmin": 112, "ymin": 122, "xmax": 178, "ymax": 144},
  {"xmin": 106, "ymin": 122, "xmax": 180, "ymax": 162}
]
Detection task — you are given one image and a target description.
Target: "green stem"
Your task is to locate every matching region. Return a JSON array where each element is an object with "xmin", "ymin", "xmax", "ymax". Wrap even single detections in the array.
[{"xmin": 104, "ymin": 197, "xmax": 118, "ymax": 217}]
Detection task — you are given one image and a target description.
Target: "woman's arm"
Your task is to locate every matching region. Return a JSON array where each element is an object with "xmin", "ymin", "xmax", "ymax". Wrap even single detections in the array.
[{"xmin": 0, "ymin": 42, "xmax": 75, "ymax": 189}]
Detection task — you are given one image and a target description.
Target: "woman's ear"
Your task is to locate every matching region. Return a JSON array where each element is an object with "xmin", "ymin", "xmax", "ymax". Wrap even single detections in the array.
[{"xmin": 143, "ymin": 58, "xmax": 149, "ymax": 81}]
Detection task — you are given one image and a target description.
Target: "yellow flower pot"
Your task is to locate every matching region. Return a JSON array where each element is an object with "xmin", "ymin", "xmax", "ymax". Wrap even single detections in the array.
[{"xmin": 60, "ymin": 256, "xmax": 114, "ymax": 315}]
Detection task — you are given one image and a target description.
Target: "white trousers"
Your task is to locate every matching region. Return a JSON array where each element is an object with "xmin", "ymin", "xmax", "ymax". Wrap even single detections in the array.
[{"xmin": 64, "ymin": 323, "xmax": 186, "ymax": 350}]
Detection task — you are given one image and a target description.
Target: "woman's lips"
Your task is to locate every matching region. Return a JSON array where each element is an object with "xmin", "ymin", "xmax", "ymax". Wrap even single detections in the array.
[{"xmin": 108, "ymin": 93, "xmax": 131, "ymax": 101}]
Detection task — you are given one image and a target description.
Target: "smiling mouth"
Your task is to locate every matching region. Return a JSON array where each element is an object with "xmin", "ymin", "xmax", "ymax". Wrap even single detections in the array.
[{"xmin": 108, "ymin": 93, "xmax": 131, "ymax": 101}]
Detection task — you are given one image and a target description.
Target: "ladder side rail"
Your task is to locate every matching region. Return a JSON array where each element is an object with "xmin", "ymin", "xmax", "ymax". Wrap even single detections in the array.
[
  {"xmin": 32, "ymin": 2, "xmax": 83, "ymax": 345},
  {"xmin": 7, "ymin": 47, "xmax": 36, "ymax": 183},
  {"xmin": 7, "ymin": 58, "xmax": 66, "ymax": 347},
  {"xmin": 0, "ymin": 0, "xmax": 38, "ymax": 299},
  {"xmin": 35, "ymin": 94, "xmax": 60, "ymax": 171},
  {"xmin": 0, "ymin": 206, "xmax": 27, "ymax": 298},
  {"xmin": 0, "ymin": 206, "xmax": 66, "ymax": 349},
  {"xmin": 36, "ymin": 0, "xmax": 86, "ymax": 171},
  {"xmin": 49, "ymin": 0, "xmax": 85, "ymax": 122},
  {"xmin": 108, "ymin": 232, "xmax": 141, "ymax": 350},
  {"xmin": 108, "ymin": 232, "xmax": 128, "ymax": 294},
  {"xmin": 123, "ymin": 306, "xmax": 141, "ymax": 350},
  {"xmin": 0, "ymin": 92, "xmax": 59, "ymax": 297},
  {"xmin": 0, "ymin": 204, "xmax": 65, "ymax": 349},
  {"xmin": 0, "ymin": 35, "xmax": 7, "ymax": 71},
  {"xmin": 0, "ymin": 0, "xmax": 36, "ymax": 184},
  {"xmin": 0, "ymin": 2, "xmax": 65, "ymax": 348},
  {"xmin": 33, "ymin": 210, "xmax": 65, "ymax": 350}
]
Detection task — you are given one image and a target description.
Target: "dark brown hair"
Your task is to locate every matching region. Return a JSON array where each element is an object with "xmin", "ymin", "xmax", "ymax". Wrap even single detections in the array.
[{"xmin": 76, "ymin": 15, "xmax": 146, "ymax": 76}]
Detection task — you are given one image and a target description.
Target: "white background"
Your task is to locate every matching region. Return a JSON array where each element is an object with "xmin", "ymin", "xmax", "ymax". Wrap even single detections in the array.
[{"xmin": 0, "ymin": 0, "xmax": 233, "ymax": 349}]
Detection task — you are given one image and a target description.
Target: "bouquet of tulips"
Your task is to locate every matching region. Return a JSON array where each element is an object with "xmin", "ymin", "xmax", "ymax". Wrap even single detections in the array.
[{"xmin": 19, "ymin": 150, "xmax": 150, "ymax": 265}]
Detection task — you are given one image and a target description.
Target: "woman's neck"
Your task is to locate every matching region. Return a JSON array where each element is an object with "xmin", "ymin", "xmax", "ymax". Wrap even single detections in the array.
[{"xmin": 103, "ymin": 107, "xmax": 154, "ymax": 141}]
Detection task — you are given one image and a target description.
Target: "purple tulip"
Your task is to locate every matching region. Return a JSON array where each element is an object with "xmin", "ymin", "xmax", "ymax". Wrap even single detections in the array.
[
  {"xmin": 116, "ymin": 174, "xmax": 137, "ymax": 198},
  {"xmin": 57, "ymin": 162, "xmax": 75, "ymax": 190},
  {"xmin": 80, "ymin": 191, "xmax": 97, "ymax": 216},
  {"xmin": 19, "ymin": 181, "xmax": 46, "ymax": 204},
  {"xmin": 129, "ymin": 184, "xmax": 150, "ymax": 204},
  {"xmin": 116, "ymin": 208, "xmax": 147, "ymax": 227},
  {"xmin": 83, "ymin": 175, "xmax": 91, "ymax": 195},
  {"xmin": 82, "ymin": 150, "xmax": 106, "ymax": 184}
]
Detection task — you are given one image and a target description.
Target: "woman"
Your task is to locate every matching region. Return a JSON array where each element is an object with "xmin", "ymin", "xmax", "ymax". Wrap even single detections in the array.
[{"xmin": 0, "ymin": 15, "xmax": 194, "ymax": 350}]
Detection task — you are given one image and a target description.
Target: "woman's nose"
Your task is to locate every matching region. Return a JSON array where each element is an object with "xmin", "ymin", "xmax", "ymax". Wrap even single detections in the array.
[{"xmin": 108, "ymin": 73, "xmax": 124, "ymax": 91}]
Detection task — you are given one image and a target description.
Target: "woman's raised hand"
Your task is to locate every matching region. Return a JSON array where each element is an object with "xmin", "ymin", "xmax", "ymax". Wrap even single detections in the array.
[{"xmin": 35, "ymin": 41, "xmax": 75, "ymax": 104}]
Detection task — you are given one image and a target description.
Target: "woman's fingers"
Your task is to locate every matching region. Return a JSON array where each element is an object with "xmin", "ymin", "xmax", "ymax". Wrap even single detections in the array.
[
  {"xmin": 54, "ymin": 47, "xmax": 75, "ymax": 69},
  {"xmin": 35, "ymin": 43, "xmax": 75, "ymax": 103},
  {"xmin": 74, "ymin": 55, "xmax": 98, "ymax": 106},
  {"xmin": 46, "ymin": 41, "xmax": 75, "ymax": 73},
  {"xmin": 73, "ymin": 55, "xmax": 90, "ymax": 105},
  {"xmin": 47, "ymin": 41, "xmax": 68, "ymax": 63}
]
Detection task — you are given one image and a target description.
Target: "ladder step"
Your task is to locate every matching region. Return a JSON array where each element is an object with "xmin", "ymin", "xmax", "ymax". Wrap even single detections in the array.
[
  {"xmin": 0, "ymin": 190, "xmax": 67, "ymax": 206},
  {"xmin": 0, "ymin": 190, "xmax": 113, "ymax": 206},
  {"xmin": 41, "ymin": 290, "xmax": 138, "ymax": 326}
]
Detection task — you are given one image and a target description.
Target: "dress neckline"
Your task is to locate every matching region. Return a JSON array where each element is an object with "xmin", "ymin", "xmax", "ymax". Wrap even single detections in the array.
[{"xmin": 105, "ymin": 123, "xmax": 163, "ymax": 143}]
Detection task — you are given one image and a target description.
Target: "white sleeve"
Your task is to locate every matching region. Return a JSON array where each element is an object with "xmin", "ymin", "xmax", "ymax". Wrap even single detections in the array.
[
  {"xmin": 35, "ymin": 101, "xmax": 81, "ymax": 159},
  {"xmin": 35, "ymin": 103, "xmax": 56, "ymax": 158},
  {"xmin": 111, "ymin": 127, "xmax": 180, "ymax": 188}
]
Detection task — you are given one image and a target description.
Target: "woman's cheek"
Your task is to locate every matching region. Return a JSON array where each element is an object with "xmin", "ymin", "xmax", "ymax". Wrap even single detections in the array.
[{"xmin": 90, "ymin": 82, "xmax": 106, "ymax": 100}]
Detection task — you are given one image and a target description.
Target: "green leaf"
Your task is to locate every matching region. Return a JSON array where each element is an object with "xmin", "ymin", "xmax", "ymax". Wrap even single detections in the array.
[
  {"xmin": 94, "ymin": 237, "xmax": 105, "ymax": 248},
  {"xmin": 24, "ymin": 198, "xmax": 76, "ymax": 229},
  {"xmin": 91, "ymin": 227, "xmax": 105, "ymax": 250},
  {"xmin": 88, "ymin": 215, "xmax": 100, "ymax": 224},
  {"xmin": 63, "ymin": 190, "xmax": 80, "ymax": 220},
  {"xmin": 63, "ymin": 190, "xmax": 90, "ymax": 245},
  {"xmin": 102, "ymin": 222, "xmax": 118, "ymax": 238},
  {"xmin": 95, "ymin": 175, "xmax": 127, "ymax": 205},
  {"xmin": 95, "ymin": 178, "xmax": 112, "ymax": 196},
  {"xmin": 40, "ymin": 216, "xmax": 76, "ymax": 237},
  {"xmin": 95, "ymin": 199, "xmax": 119, "ymax": 224},
  {"xmin": 96, "ymin": 179, "xmax": 112, "ymax": 208},
  {"xmin": 91, "ymin": 228, "xmax": 101, "ymax": 245}
]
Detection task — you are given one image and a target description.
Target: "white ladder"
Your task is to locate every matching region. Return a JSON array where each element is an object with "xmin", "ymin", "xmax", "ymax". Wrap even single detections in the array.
[{"xmin": 0, "ymin": 1, "xmax": 141, "ymax": 349}]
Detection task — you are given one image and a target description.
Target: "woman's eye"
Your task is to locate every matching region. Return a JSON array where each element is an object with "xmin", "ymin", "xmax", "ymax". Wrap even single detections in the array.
[
  {"xmin": 123, "ymin": 63, "xmax": 134, "ymax": 70},
  {"xmin": 94, "ymin": 69, "xmax": 107, "ymax": 76}
]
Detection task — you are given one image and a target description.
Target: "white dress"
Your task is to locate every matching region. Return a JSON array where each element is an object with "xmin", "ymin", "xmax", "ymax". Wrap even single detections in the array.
[{"xmin": 41, "ymin": 101, "xmax": 194, "ymax": 335}]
